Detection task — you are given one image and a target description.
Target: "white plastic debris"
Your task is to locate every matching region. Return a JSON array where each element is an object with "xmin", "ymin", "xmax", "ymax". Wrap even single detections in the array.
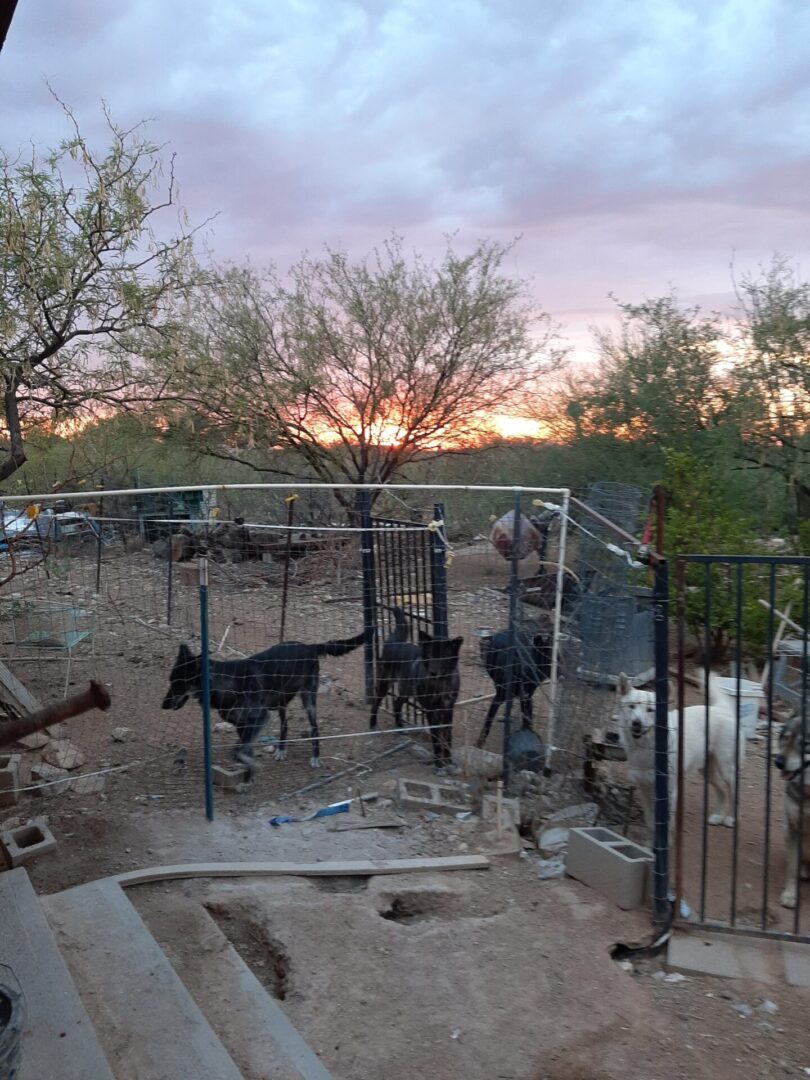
[{"xmin": 537, "ymin": 857, "xmax": 566, "ymax": 880}]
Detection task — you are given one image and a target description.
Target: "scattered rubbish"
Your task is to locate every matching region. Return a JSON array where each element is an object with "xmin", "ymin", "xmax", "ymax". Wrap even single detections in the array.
[
  {"xmin": 732, "ymin": 1002, "xmax": 753, "ymax": 1018},
  {"xmin": 270, "ymin": 800, "xmax": 351, "ymax": 826},
  {"xmin": 424, "ymin": 811, "xmax": 440, "ymax": 822},
  {"xmin": 333, "ymin": 818, "xmax": 405, "ymax": 832},
  {"xmin": 537, "ymin": 857, "xmax": 565, "ymax": 879},
  {"xmin": 757, "ymin": 999, "xmax": 779, "ymax": 1014},
  {"xmin": 450, "ymin": 1029, "xmax": 462, "ymax": 1041},
  {"xmin": 455, "ymin": 811, "xmax": 475, "ymax": 821},
  {"xmin": 617, "ymin": 960, "xmax": 633, "ymax": 973},
  {"xmin": 663, "ymin": 972, "xmax": 686, "ymax": 984}
]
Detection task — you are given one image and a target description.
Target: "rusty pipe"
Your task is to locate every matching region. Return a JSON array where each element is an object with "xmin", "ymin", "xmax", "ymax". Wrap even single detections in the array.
[{"xmin": 0, "ymin": 681, "xmax": 111, "ymax": 749}]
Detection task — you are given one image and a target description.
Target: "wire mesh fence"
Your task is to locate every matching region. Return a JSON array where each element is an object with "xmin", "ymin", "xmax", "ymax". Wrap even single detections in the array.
[{"xmin": 0, "ymin": 481, "xmax": 663, "ymax": 833}]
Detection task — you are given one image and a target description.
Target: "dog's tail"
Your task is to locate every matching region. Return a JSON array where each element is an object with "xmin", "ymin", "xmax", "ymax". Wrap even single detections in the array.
[
  {"xmin": 316, "ymin": 629, "xmax": 369, "ymax": 657},
  {"xmin": 387, "ymin": 606, "xmax": 410, "ymax": 644}
]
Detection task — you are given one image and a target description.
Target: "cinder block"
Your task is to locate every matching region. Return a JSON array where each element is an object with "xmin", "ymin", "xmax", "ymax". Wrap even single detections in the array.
[
  {"xmin": 397, "ymin": 777, "xmax": 470, "ymax": 816},
  {"xmin": 0, "ymin": 754, "xmax": 21, "ymax": 807},
  {"xmin": 1, "ymin": 819, "xmax": 57, "ymax": 867},
  {"xmin": 481, "ymin": 793, "xmax": 521, "ymax": 830},
  {"xmin": 783, "ymin": 942, "xmax": 810, "ymax": 988},
  {"xmin": 566, "ymin": 826, "xmax": 652, "ymax": 910},
  {"xmin": 213, "ymin": 765, "xmax": 250, "ymax": 791}
]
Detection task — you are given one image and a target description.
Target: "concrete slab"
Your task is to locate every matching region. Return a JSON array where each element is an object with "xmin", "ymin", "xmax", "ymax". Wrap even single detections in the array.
[
  {"xmin": 668, "ymin": 931, "xmax": 784, "ymax": 984},
  {"xmin": 0, "ymin": 869, "xmax": 113, "ymax": 1080},
  {"xmin": 43, "ymin": 879, "xmax": 242, "ymax": 1080},
  {"xmin": 783, "ymin": 941, "xmax": 810, "ymax": 988}
]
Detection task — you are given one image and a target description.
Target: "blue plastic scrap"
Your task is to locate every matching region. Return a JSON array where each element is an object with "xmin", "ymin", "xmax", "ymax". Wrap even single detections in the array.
[{"xmin": 269, "ymin": 800, "xmax": 351, "ymax": 827}]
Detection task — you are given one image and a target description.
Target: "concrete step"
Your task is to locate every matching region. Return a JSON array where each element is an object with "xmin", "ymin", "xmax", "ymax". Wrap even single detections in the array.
[
  {"xmin": 42, "ymin": 879, "xmax": 243, "ymax": 1080},
  {"xmin": 131, "ymin": 890, "xmax": 333, "ymax": 1080},
  {"xmin": 0, "ymin": 868, "xmax": 114, "ymax": 1080}
]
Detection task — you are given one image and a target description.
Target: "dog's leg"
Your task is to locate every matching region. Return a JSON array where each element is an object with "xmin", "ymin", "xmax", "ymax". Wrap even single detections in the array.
[
  {"xmin": 274, "ymin": 707, "xmax": 289, "ymax": 762},
  {"xmin": 476, "ymin": 689, "xmax": 505, "ymax": 748},
  {"xmin": 520, "ymin": 692, "xmax": 534, "ymax": 731},
  {"xmin": 369, "ymin": 677, "xmax": 391, "ymax": 730},
  {"xmin": 393, "ymin": 696, "xmax": 409, "ymax": 729},
  {"xmin": 781, "ymin": 820, "xmax": 800, "ymax": 909},
  {"xmin": 302, "ymin": 688, "xmax": 321, "ymax": 768},
  {"xmin": 707, "ymin": 758, "xmax": 736, "ymax": 828},
  {"xmin": 426, "ymin": 708, "xmax": 447, "ymax": 774}
]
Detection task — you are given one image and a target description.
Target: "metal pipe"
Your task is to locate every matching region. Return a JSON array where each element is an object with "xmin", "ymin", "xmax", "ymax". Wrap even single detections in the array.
[
  {"xmin": 652, "ymin": 558, "xmax": 670, "ymax": 928},
  {"xmin": 545, "ymin": 490, "xmax": 569, "ymax": 772},
  {"xmin": 675, "ymin": 557, "xmax": 686, "ymax": 917},
  {"xmin": 278, "ymin": 494, "xmax": 297, "ymax": 642},
  {"xmin": 199, "ymin": 556, "xmax": 214, "ymax": 822},
  {"xmin": 0, "ymin": 681, "xmax": 110, "ymax": 748},
  {"xmin": 502, "ymin": 493, "xmax": 522, "ymax": 788}
]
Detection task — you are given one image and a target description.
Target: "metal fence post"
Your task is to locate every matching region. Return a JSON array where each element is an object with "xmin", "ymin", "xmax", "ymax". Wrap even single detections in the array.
[
  {"xmin": 652, "ymin": 557, "xmax": 670, "ymax": 927},
  {"xmin": 94, "ymin": 494, "xmax": 104, "ymax": 595},
  {"xmin": 358, "ymin": 489, "xmax": 377, "ymax": 704},
  {"xmin": 430, "ymin": 502, "xmax": 449, "ymax": 639},
  {"xmin": 502, "ymin": 492, "xmax": 523, "ymax": 788},
  {"xmin": 166, "ymin": 541, "xmax": 174, "ymax": 626},
  {"xmin": 199, "ymin": 555, "xmax": 214, "ymax": 822}
]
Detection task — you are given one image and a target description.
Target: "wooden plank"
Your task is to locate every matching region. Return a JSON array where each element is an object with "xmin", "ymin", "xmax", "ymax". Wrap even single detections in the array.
[
  {"xmin": 0, "ymin": 869, "xmax": 114, "ymax": 1080},
  {"xmin": 0, "ymin": 658, "xmax": 41, "ymax": 715},
  {"xmin": 112, "ymin": 854, "xmax": 490, "ymax": 889}
]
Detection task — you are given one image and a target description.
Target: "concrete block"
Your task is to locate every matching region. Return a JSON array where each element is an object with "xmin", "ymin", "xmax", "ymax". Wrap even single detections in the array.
[
  {"xmin": 667, "ymin": 932, "xmax": 782, "ymax": 983},
  {"xmin": 0, "ymin": 753, "xmax": 21, "ymax": 807},
  {"xmin": 591, "ymin": 727, "xmax": 627, "ymax": 762},
  {"xmin": 566, "ymin": 826, "xmax": 652, "ymax": 910},
  {"xmin": 213, "ymin": 765, "xmax": 249, "ymax": 791},
  {"xmin": 783, "ymin": 942, "xmax": 810, "ymax": 988},
  {"xmin": 397, "ymin": 777, "xmax": 470, "ymax": 816},
  {"xmin": 30, "ymin": 762, "xmax": 71, "ymax": 796},
  {"xmin": 43, "ymin": 739, "xmax": 85, "ymax": 771},
  {"xmin": 70, "ymin": 773, "xmax": 107, "ymax": 795},
  {"xmin": 1, "ymin": 819, "xmax": 57, "ymax": 867},
  {"xmin": 481, "ymin": 793, "xmax": 521, "ymax": 830},
  {"xmin": 452, "ymin": 745, "xmax": 503, "ymax": 779},
  {"xmin": 111, "ymin": 726, "xmax": 131, "ymax": 742}
]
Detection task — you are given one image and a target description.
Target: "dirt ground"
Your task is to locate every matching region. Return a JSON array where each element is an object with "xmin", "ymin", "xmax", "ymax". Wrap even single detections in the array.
[
  {"xmin": 4, "ymin": 536, "xmax": 810, "ymax": 1078},
  {"xmin": 20, "ymin": 787, "xmax": 810, "ymax": 1080}
]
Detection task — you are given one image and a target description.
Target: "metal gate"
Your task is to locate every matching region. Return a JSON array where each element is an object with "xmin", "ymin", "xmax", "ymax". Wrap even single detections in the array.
[
  {"xmin": 674, "ymin": 554, "xmax": 810, "ymax": 942},
  {"xmin": 357, "ymin": 492, "xmax": 449, "ymax": 720}
]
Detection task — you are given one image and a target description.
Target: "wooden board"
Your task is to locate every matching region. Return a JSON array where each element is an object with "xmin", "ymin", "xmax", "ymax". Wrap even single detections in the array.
[
  {"xmin": 0, "ymin": 658, "xmax": 41, "ymax": 716},
  {"xmin": 111, "ymin": 854, "xmax": 490, "ymax": 889}
]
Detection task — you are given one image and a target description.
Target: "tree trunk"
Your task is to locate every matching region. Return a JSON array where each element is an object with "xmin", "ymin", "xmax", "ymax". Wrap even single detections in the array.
[{"xmin": 0, "ymin": 380, "xmax": 27, "ymax": 482}]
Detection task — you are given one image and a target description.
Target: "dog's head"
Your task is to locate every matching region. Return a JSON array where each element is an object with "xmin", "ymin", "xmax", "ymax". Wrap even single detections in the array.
[
  {"xmin": 162, "ymin": 643, "xmax": 199, "ymax": 710},
  {"xmin": 418, "ymin": 630, "xmax": 464, "ymax": 676},
  {"xmin": 616, "ymin": 672, "xmax": 656, "ymax": 741},
  {"xmin": 774, "ymin": 715, "xmax": 810, "ymax": 781}
]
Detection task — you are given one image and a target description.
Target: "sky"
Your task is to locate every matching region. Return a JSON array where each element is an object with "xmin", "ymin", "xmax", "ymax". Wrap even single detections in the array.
[{"xmin": 2, "ymin": 0, "xmax": 810, "ymax": 362}]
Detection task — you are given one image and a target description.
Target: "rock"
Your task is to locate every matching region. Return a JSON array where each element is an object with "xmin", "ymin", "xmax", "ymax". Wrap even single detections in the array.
[
  {"xmin": 70, "ymin": 773, "xmax": 107, "ymax": 795},
  {"xmin": 18, "ymin": 731, "xmax": 50, "ymax": 750},
  {"xmin": 451, "ymin": 745, "xmax": 502, "ymax": 779},
  {"xmin": 547, "ymin": 802, "xmax": 599, "ymax": 826},
  {"xmin": 43, "ymin": 740, "xmax": 85, "ymax": 771},
  {"xmin": 30, "ymin": 763, "xmax": 71, "ymax": 796},
  {"xmin": 213, "ymin": 721, "xmax": 236, "ymax": 734},
  {"xmin": 111, "ymin": 727, "xmax": 131, "ymax": 742},
  {"xmin": 537, "ymin": 857, "xmax": 565, "ymax": 879},
  {"xmin": 537, "ymin": 825, "xmax": 569, "ymax": 856},
  {"xmin": 46, "ymin": 723, "xmax": 66, "ymax": 738}
]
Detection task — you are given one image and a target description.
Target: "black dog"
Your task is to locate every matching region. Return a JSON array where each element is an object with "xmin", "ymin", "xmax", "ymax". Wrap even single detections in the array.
[
  {"xmin": 162, "ymin": 629, "xmax": 368, "ymax": 775},
  {"xmin": 369, "ymin": 607, "xmax": 463, "ymax": 773},
  {"xmin": 475, "ymin": 628, "xmax": 552, "ymax": 749}
]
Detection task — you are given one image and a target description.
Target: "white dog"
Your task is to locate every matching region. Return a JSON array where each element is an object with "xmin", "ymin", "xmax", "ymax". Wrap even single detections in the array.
[{"xmin": 616, "ymin": 672, "xmax": 745, "ymax": 838}]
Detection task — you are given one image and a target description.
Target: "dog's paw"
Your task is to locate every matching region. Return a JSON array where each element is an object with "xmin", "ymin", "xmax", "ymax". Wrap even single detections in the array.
[
  {"xmin": 708, "ymin": 813, "xmax": 724, "ymax": 826},
  {"xmin": 723, "ymin": 816, "xmax": 736, "ymax": 828},
  {"xmin": 310, "ymin": 756, "xmax": 322, "ymax": 768},
  {"xmin": 274, "ymin": 748, "xmax": 288, "ymax": 762},
  {"xmin": 780, "ymin": 889, "xmax": 797, "ymax": 909},
  {"xmin": 236, "ymin": 780, "xmax": 254, "ymax": 794}
]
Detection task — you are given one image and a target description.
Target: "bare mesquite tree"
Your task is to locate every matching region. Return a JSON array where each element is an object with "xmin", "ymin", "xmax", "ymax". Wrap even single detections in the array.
[
  {"xmin": 0, "ymin": 103, "xmax": 199, "ymax": 483},
  {"xmin": 151, "ymin": 236, "xmax": 562, "ymax": 507}
]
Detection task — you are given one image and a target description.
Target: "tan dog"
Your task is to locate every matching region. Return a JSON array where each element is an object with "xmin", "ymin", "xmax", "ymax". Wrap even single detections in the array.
[{"xmin": 774, "ymin": 715, "xmax": 810, "ymax": 909}]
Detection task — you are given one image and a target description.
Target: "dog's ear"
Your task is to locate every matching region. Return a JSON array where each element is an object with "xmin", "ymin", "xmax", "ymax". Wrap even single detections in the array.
[
  {"xmin": 617, "ymin": 672, "xmax": 630, "ymax": 696},
  {"xmin": 449, "ymin": 636, "xmax": 463, "ymax": 655},
  {"xmin": 533, "ymin": 633, "xmax": 550, "ymax": 650},
  {"xmin": 178, "ymin": 643, "xmax": 192, "ymax": 661},
  {"xmin": 418, "ymin": 629, "xmax": 434, "ymax": 644}
]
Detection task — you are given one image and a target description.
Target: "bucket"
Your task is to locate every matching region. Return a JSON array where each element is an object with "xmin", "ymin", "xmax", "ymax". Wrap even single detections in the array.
[
  {"xmin": 0, "ymin": 967, "xmax": 25, "ymax": 1080},
  {"xmin": 715, "ymin": 677, "xmax": 764, "ymax": 739}
]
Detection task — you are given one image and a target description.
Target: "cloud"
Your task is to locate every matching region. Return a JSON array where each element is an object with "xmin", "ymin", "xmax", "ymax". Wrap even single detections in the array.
[{"xmin": 2, "ymin": 0, "xmax": 810, "ymax": 358}]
